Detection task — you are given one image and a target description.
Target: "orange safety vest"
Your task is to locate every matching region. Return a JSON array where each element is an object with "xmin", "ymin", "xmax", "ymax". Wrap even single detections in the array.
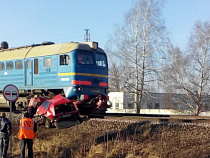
[{"xmin": 18, "ymin": 118, "xmax": 36, "ymax": 139}]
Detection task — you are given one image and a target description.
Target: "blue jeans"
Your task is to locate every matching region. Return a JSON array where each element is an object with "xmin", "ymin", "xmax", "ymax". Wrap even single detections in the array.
[{"xmin": 20, "ymin": 139, "xmax": 33, "ymax": 158}]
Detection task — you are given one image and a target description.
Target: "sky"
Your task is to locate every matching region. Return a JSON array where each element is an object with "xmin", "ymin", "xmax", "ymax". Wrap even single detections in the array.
[{"xmin": 0, "ymin": 0, "xmax": 210, "ymax": 50}]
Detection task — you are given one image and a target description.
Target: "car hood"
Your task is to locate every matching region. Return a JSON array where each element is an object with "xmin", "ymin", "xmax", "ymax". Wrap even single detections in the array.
[
  {"xmin": 50, "ymin": 94, "xmax": 72, "ymax": 105},
  {"xmin": 36, "ymin": 94, "xmax": 72, "ymax": 116}
]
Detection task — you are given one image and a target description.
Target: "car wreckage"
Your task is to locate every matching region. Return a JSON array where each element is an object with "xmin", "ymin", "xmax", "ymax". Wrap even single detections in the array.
[{"xmin": 29, "ymin": 95, "xmax": 83, "ymax": 129}]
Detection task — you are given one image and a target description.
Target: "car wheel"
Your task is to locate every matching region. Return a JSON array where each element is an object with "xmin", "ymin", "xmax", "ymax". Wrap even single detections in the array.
[
  {"xmin": 54, "ymin": 122, "xmax": 59, "ymax": 129},
  {"xmin": 77, "ymin": 115, "xmax": 83, "ymax": 123},
  {"xmin": 45, "ymin": 118, "xmax": 52, "ymax": 128}
]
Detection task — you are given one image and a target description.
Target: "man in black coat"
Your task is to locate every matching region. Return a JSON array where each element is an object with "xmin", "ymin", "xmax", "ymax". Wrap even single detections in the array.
[{"xmin": 0, "ymin": 112, "xmax": 12, "ymax": 158}]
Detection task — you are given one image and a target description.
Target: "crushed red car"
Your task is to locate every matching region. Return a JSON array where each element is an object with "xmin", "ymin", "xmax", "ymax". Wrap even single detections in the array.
[{"xmin": 35, "ymin": 94, "xmax": 82, "ymax": 129}]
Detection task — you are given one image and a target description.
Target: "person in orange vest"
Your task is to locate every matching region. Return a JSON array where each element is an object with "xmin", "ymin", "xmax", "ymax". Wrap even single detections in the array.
[{"xmin": 18, "ymin": 112, "xmax": 37, "ymax": 158}]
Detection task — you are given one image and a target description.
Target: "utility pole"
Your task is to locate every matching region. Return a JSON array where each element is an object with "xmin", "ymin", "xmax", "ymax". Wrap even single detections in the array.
[{"xmin": 84, "ymin": 29, "xmax": 90, "ymax": 42}]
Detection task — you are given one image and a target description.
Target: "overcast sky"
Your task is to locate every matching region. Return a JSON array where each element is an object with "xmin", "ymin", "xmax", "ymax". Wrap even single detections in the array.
[{"xmin": 0, "ymin": 0, "xmax": 210, "ymax": 50}]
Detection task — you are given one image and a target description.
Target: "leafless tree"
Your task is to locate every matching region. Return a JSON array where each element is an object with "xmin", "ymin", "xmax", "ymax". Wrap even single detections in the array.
[
  {"xmin": 162, "ymin": 21, "xmax": 210, "ymax": 115},
  {"xmin": 105, "ymin": 43, "xmax": 125, "ymax": 92},
  {"xmin": 108, "ymin": 60, "xmax": 126, "ymax": 92},
  {"xmin": 107, "ymin": 0, "xmax": 166, "ymax": 113}
]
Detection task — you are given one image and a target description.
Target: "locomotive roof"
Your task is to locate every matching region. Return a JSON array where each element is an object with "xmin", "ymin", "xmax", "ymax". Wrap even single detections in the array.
[{"xmin": 0, "ymin": 42, "xmax": 104, "ymax": 61}]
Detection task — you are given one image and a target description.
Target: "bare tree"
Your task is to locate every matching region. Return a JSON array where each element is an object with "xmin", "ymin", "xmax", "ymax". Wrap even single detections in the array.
[
  {"xmin": 107, "ymin": 0, "xmax": 166, "ymax": 113},
  {"xmin": 162, "ymin": 21, "xmax": 210, "ymax": 115},
  {"xmin": 105, "ymin": 43, "xmax": 126, "ymax": 92},
  {"xmin": 108, "ymin": 60, "xmax": 126, "ymax": 92}
]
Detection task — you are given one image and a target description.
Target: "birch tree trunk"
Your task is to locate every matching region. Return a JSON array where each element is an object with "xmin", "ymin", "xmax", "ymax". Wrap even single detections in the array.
[{"xmin": 107, "ymin": 0, "xmax": 166, "ymax": 114}]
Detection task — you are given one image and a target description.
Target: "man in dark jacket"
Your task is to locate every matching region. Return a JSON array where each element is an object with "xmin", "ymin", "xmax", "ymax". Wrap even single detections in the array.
[{"xmin": 0, "ymin": 112, "xmax": 12, "ymax": 158}]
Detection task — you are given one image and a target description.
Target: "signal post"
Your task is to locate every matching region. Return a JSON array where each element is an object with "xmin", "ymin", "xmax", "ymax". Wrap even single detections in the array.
[{"xmin": 3, "ymin": 84, "xmax": 19, "ymax": 156}]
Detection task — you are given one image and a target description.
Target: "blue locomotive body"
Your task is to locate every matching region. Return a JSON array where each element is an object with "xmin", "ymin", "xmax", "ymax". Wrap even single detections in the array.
[{"xmin": 0, "ymin": 41, "xmax": 110, "ymax": 114}]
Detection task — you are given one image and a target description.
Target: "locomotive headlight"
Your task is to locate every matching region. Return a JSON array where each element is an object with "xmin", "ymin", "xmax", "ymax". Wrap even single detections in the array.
[
  {"xmin": 73, "ymin": 88, "xmax": 78, "ymax": 92},
  {"xmin": 107, "ymin": 101, "xmax": 112, "ymax": 107},
  {"xmin": 78, "ymin": 87, "xmax": 83, "ymax": 92},
  {"xmin": 73, "ymin": 87, "xmax": 83, "ymax": 92},
  {"xmin": 105, "ymin": 88, "xmax": 109, "ymax": 94}
]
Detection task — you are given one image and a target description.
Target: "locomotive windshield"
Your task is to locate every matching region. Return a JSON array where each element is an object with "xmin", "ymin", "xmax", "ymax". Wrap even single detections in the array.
[
  {"xmin": 95, "ymin": 53, "xmax": 107, "ymax": 67},
  {"xmin": 77, "ymin": 51, "xmax": 94, "ymax": 65},
  {"xmin": 76, "ymin": 51, "xmax": 107, "ymax": 67}
]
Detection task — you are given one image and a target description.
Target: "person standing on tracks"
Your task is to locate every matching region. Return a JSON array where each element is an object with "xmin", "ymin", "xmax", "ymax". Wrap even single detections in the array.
[
  {"xmin": 0, "ymin": 112, "xmax": 12, "ymax": 158},
  {"xmin": 18, "ymin": 112, "xmax": 37, "ymax": 158}
]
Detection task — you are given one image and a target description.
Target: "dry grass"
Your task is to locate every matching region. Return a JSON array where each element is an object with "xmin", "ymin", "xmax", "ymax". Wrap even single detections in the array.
[{"xmin": 7, "ymin": 115, "xmax": 210, "ymax": 158}]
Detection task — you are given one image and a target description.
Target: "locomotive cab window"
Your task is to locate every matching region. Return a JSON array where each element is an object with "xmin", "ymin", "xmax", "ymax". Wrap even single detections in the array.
[
  {"xmin": 0, "ymin": 62, "xmax": 5, "ymax": 71},
  {"xmin": 44, "ymin": 58, "xmax": 52, "ymax": 67},
  {"xmin": 95, "ymin": 54, "xmax": 107, "ymax": 67},
  {"xmin": 6, "ymin": 61, "xmax": 14, "ymax": 70},
  {"xmin": 77, "ymin": 51, "xmax": 93, "ymax": 65},
  {"xmin": 15, "ymin": 60, "xmax": 23, "ymax": 69},
  {"xmin": 60, "ymin": 55, "xmax": 70, "ymax": 65}
]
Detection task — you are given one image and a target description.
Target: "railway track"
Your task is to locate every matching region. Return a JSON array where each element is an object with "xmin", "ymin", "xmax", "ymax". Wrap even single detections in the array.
[
  {"xmin": 87, "ymin": 113, "xmax": 210, "ymax": 124},
  {"xmin": 2, "ymin": 109, "xmax": 210, "ymax": 126}
]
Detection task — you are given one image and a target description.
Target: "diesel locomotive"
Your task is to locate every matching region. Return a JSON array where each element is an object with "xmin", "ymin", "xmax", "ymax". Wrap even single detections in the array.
[{"xmin": 0, "ymin": 41, "xmax": 111, "ymax": 114}]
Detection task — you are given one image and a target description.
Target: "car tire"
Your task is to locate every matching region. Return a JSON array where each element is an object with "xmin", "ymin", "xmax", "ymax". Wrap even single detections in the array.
[
  {"xmin": 77, "ymin": 115, "xmax": 83, "ymax": 123},
  {"xmin": 54, "ymin": 122, "xmax": 59, "ymax": 129},
  {"xmin": 45, "ymin": 118, "xmax": 52, "ymax": 128}
]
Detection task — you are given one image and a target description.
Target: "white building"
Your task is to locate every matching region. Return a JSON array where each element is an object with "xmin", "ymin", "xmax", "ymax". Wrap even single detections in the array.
[
  {"xmin": 108, "ymin": 92, "xmax": 135, "ymax": 113},
  {"xmin": 107, "ymin": 92, "xmax": 210, "ymax": 116}
]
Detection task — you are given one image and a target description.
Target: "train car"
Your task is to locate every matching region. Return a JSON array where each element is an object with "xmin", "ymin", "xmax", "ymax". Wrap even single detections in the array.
[{"xmin": 0, "ymin": 41, "xmax": 111, "ymax": 114}]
